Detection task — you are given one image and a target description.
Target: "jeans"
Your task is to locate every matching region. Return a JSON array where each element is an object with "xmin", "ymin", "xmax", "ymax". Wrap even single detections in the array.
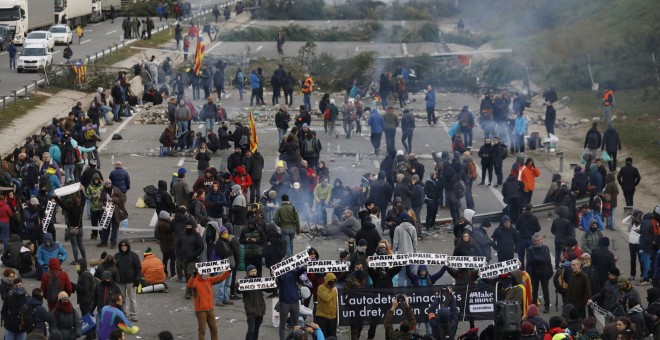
[
  {"xmin": 69, "ymin": 228, "xmax": 86, "ymax": 261},
  {"xmin": 250, "ymin": 88, "xmax": 259, "ymax": 106},
  {"xmin": 4, "ymin": 331, "xmax": 27, "ymax": 340},
  {"xmin": 315, "ymin": 201, "xmax": 328, "ymax": 225},
  {"xmin": 249, "ymin": 178, "xmax": 261, "ymax": 204},
  {"xmin": 384, "ymin": 127, "xmax": 396, "ymax": 153},
  {"xmin": 518, "ymin": 238, "xmax": 533, "ymax": 269},
  {"xmin": 608, "ymin": 152, "xmax": 617, "ymax": 172},
  {"xmin": 218, "ymin": 148, "xmax": 230, "ymax": 172},
  {"xmin": 481, "ymin": 162, "xmax": 493, "ymax": 184},
  {"xmin": 425, "ymin": 198, "xmax": 439, "ymax": 230},
  {"xmin": 282, "ymin": 229, "xmax": 296, "ymax": 258},
  {"xmin": 284, "ymin": 89, "xmax": 293, "ymax": 106},
  {"xmin": 370, "ymin": 132, "xmax": 382, "ymax": 154},
  {"xmin": 238, "ymin": 86, "xmax": 244, "ymax": 100},
  {"xmin": 514, "ymin": 133, "xmax": 525, "ymax": 153},
  {"xmin": 9, "ymin": 56, "xmax": 16, "ymax": 69},
  {"xmin": 0, "ymin": 222, "xmax": 9, "ymax": 249},
  {"xmin": 554, "ymin": 241, "xmax": 564, "ymax": 269},
  {"xmin": 177, "ymin": 121, "xmax": 188, "ymax": 138},
  {"xmin": 303, "ymin": 92, "xmax": 311, "ymax": 112},
  {"xmin": 343, "ymin": 121, "xmax": 354, "ymax": 138},
  {"xmin": 196, "ymin": 310, "xmax": 218, "ymax": 340},
  {"xmin": 203, "ymin": 85, "xmax": 210, "ymax": 98},
  {"xmin": 401, "ymin": 131, "xmax": 413, "ymax": 154},
  {"xmin": 630, "ymin": 243, "xmax": 641, "ymax": 277},
  {"xmin": 426, "ymin": 106, "xmax": 436, "ymax": 124},
  {"xmin": 99, "ymin": 105, "xmax": 113, "ymax": 124},
  {"xmin": 216, "ymin": 271, "xmax": 232, "ymax": 303},
  {"xmin": 90, "ymin": 209, "xmax": 102, "ymax": 238},
  {"xmin": 278, "ymin": 128, "xmax": 288, "ymax": 143},
  {"xmin": 641, "ymin": 251, "xmax": 652, "ymax": 280},
  {"xmin": 461, "ymin": 128, "xmax": 473, "ymax": 148},
  {"xmin": 204, "ymin": 119, "xmax": 214, "ymax": 136},
  {"xmin": 112, "ymin": 103, "xmax": 123, "ymax": 121},
  {"xmin": 465, "ymin": 180, "xmax": 474, "ymax": 209},
  {"xmin": 623, "ymin": 189, "xmax": 635, "ymax": 207},
  {"xmin": 603, "ymin": 106, "xmax": 612, "ymax": 125},
  {"xmin": 279, "ymin": 301, "xmax": 300, "ymax": 340},
  {"xmin": 246, "ymin": 315, "xmax": 264, "ymax": 340},
  {"xmin": 63, "ymin": 164, "xmax": 75, "ymax": 183},
  {"xmin": 272, "ymin": 85, "xmax": 280, "ymax": 105},
  {"xmin": 607, "ymin": 208, "xmax": 615, "ymax": 229},
  {"xmin": 192, "ymin": 85, "xmax": 200, "ymax": 100},
  {"xmin": 119, "ymin": 282, "xmax": 138, "ymax": 318}
]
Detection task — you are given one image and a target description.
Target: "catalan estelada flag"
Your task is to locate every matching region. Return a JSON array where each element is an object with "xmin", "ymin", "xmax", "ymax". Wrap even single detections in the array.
[
  {"xmin": 249, "ymin": 108, "xmax": 258, "ymax": 153},
  {"xmin": 193, "ymin": 31, "xmax": 205, "ymax": 74}
]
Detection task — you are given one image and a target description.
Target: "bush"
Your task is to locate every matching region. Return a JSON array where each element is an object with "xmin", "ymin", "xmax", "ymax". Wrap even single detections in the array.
[{"xmin": 442, "ymin": 31, "xmax": 489, "ymax": 48}]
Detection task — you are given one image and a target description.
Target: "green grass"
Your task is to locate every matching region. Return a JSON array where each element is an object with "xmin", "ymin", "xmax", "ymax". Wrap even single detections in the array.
[
  {"xmin": 95, "ymin": 28, "xmax": 175, "ymax": 67},
  {"xmin": 0, "ymin": 92, "xmax": 57, "ymax": 127},
  {"xmin": 564, "ymin": 89, "xmax": 660, "ymax": 167}
]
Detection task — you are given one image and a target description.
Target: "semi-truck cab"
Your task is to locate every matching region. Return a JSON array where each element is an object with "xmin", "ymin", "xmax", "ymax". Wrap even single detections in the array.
[{"xmin": 0, "ymin": 0, "xmax": 52, "ymax": 44}]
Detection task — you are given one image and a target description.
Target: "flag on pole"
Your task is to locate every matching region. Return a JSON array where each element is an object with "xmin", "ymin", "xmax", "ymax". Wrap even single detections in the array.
[
  {"xmin": 249, "ymin": 108, "xmax": 259, "ymax": 153},
  {"xmin": 193, "ymin": 31, "xmax": 205, "ymax": 74}
]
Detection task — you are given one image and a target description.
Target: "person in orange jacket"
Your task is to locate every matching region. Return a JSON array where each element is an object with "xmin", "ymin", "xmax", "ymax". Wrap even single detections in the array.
[
  {"xmin": 141, "ymin": 247, "xmax": 166, "ymax": 285},
  {"xmin": 517, "ymin": 157, "xmax": 541, "ymax": 205},
  {"xmin": 187, "ymin": 267, "xmax": 230, "ymax": 340}
]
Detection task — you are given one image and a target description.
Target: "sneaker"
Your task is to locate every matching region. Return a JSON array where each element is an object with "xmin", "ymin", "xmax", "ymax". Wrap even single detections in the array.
[
  {"xmin": 69, "ymin": 261, "xmax": 78, "ymax": 265},
  {"xmin": 477, "ymin": 182, "xmax": 485, "ymax": 186},
  {"xmin": 266, "ymin": 292, "xmax": 278, "ymax": 298},
  {"xmin": 215, "ymin": 302, "xmax": 225, "ymax": 307},
  {"xmin": 224, "ymin": 301, "xmax": 234, "ymax": 305},
  {"xmin": 638, "ymin": 280, "xmax": 650, "ymax": 286},
  {"xmin": 96, "ymin": 243, "xmax": 108, "ymax": 248},
  {"xmin": 543, "ymin": 308, "xmax": 550, "ymax": 314},
  {"xmin": 230, "ymin": 295, "xmax": 240, "ymax": 300},
  {"xmin": 130, "ymin": 316, "xmax": 138, "ymax": 322}
]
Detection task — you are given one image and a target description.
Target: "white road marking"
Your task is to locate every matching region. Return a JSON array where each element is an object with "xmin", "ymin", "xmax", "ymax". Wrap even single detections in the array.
[
  {"xmin": 177, "ymin": 157, "xmax": 185, "ymax": 167},
  {"xmin": 106, "ymin": 30, "xmax": 117, "ymax": 35},
  {"xmin": 52, "ymin": 50, "xmax": 62, "ymax": 55},
  {"xmin": 249, "ymin": 20, "xmax": 257, "ymax": 25},
  {"xmin": 92, "ymin": 22, "xmax": 102, "ymax": 26},
  {"xmin": 401, "ymin": 20, "xmax": 405, "ymax": 27},
  {"xmin": 80, "ymin": 39, "xmax": 91, "ymax": 44},
  {"xmin": 256, "ymin": 45, "xmax": 263, "ymax": 51},
  {"xmin": 0, "ymin": 52, "xmax": 6, "ymax": 56},
  {"xmin": 288, "ymin": 20, "xmax": 294, "ymax": 24},
  {"xmin": 355, "ymin": 46, "xmax": 359, "ymax": 52},
  {"xmin": 205, "ymin": 41, "xmax": 223, "ymax": 53},
  {"xmin": 96, "ymin": 112, "xmax": 139, "ymax": 151},
  {"xmin": 326, "ymin": 20, "xmax": 330, "ymax": 24},
  {"xmin": 402, "ymin": 43, "xmax": 408, "ymax": 56}
]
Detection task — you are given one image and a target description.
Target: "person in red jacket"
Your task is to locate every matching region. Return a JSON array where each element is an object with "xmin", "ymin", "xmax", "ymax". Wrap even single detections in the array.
[
  {"xmin": 0, "ymin": 194, "xmax": 14, "ymax": 250},
  {"xmin": 40, "ymin": 258, "xmax": 73, "ymax": 311},
  {"xmin": 187, "ymin": 267, "xmax": 230, "ymax": 340},
  {"xmin": 230, "ymin": 166, "xmax": 252, "ymax": 195},
  {"xmin": 517, "ymin": 157, "xmax": 541, "ymax": 205}
]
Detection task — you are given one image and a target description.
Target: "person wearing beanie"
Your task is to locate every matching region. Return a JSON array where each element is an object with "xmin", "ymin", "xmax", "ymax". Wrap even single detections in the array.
[
  {"xmin": 491, "ymin": 215, "xmax": 520, "ymax": 262},
  {"xmin": 240, "ymin": 219, "xmax": 266, "ymax": 278},
  {"xmin": 171, "ymin": 167, "xmax": 191, "ymax": 207},
  {"xmin": 141, "ymin": 247, "xmax": 166, "ymax": 286},
  {"xmin": 617, "ymin": 157, "xmax": 641, "ymax": 206},
  {"xmin": 588, "ymin": 266, "xmax": 621, "ymax": 311},
  {"xmin": 591, "ymin": 236, "xmax": 616, "ymax": 286},
  {"xmin": 155, "ymin": 208, "xmax": 176, "ymax": 279},
  {"xmin": 48, "ymin": 290, "xmax": 82, "ymax": 339},
  {"xmin": 242, "ymin": 264, "xmax": 266, "ymax": 339},
  {"xmin": 471, "ymin": 220, "xmax": 493, "ymax": 262},
  {"xmin": 524, "ymin": 304, "xmax": 550, "ymax": 333}
]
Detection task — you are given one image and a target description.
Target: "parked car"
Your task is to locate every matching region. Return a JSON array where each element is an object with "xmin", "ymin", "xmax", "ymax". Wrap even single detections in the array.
[
  {"xmin": 0, "ymin": 24, "xmax": 11, "ymax": 51},
  {"xmin": 17, "ymin": 45, "xmax": 53, "ymax": 73},
  {"xmin": 49, "ymin": 24, "xmax": 73, "ymax": 45},
  {"xmin": 24, "ymin": 31, "xmax": 55, "ymax": 51}
]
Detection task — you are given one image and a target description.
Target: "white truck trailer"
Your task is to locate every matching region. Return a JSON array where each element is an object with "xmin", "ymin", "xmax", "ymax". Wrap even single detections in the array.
[
  {"xmin": 54, "ymin": 0, "xmax": 94, "ymax": 28},
  {"xmin": 0, "ymin": 0, "xmax": 53, "ymax": 44}
]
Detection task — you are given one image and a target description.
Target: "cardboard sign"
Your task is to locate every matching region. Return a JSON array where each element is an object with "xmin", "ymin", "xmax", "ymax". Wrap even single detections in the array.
[
  {"xmin": 368, "ymin": 254, "xmax": 410, "ymax": 268},
  {"xmin": 42, "ymin": 200, "xmax": 56, "ymax": 233},
  {"xmin": 446, "ymin": 256, "xmax": 487, "ymax": 269},
  {"xmin": 307, "ymin": 260, "xmax": 350, "ymax": 274},
  {"xmin": 408, "ymin": 253, "xmax": 447, "ymax": 266},
  {"xmin": 99, "ymin": 202, "xmax": 115, "ymax": 230},
  {"xmin": 270, "ymin": 251, "xmax": 309, "ymax": 277},
  {"xmin": 479, "ymin": 259, "xmax": 519, "ymax": 278},
  {"xmin": 238, "ymin": 277, "xmax": 277, "ymax": 291},
  {"xmin": 54, "ymin": 183, "xmax": 82, "ymax": 197},
  {"xmin": 195, "ymin": 259, "xmax": 230, "ymax": 274}
]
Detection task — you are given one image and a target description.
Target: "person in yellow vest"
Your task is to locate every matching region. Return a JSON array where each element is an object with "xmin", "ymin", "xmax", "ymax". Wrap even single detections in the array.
[
  {"xmin": 75, "ymin": 25, "xmax": 84, "ymax": 44},
  {"xmin": 301, "ymin": 74, "xmax": 314, "ymax": 112},
  {"xmin": 602, "ymin": 86, "xmax": 614, "ymax": 124}
]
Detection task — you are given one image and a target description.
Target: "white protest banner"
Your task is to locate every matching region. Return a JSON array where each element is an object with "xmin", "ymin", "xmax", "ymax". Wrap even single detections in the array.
[
  {"xmin": 195, "ymin": 259, "xmax": 231, "ymax": 274},
  {"xmin": 408, "ymin": 253, "xmax": 447, "ymax": 266},
  {"xmin": 99, "ymin": 202, "xmax": 115, "ymax": 230},
  {"xmin": 238, "ymin": 277, "xmax": 277, "ymax": 291},
  {"xmin": 54, "ymin": 183, "xmax": 82, "ymax": 197},
  {"xmin": 368, "ymin": 254, "xmax": 410, "ymax": 268},
  {"xmin": 42, "ymin": 200, "xmax": 56, "ymax": 233},
  {"xmin": 307, "ymin": 260, "xmax": 350, "ymax": 274},
  {"xmin": 446, "ymin": 256, "xmax": 487, "ymax": 269},
  {"xmin": 479, "ymin": 259, "xmax": 519, "ymax": 278},
  {"xmin": 270, "ymin": 250, "xmax": 309, "ymax": 277}
]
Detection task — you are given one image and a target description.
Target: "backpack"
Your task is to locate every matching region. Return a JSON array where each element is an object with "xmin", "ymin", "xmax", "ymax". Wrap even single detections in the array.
[
  {"xmin": 303, "ymin": 139, "xmax": 316, "ymax": 157},
  {"xmin": 39, "ymin": 175, "xmax": 51, "ymax": 192},
  {"xmin": 324, "ymin": 108, "xmax": 330, "ymax": 121},
  {"xmin": 46, "ymin": 271, "xmax": 63, "ymax": 305},
  {"xmin": 159, "ymin": 131, "xmax": 167, "ymax": 145},
  {"xmin": 20, "ymin": 162, "xmax": 36, "ymax": 180},
  {"xmin": 19, "ymin": 303, "xmax": 36, "ymax": 333},
  {"xmin": 587, "ymin": 132, "xmax": 598, "ymax": 149},
  {"xmin": 4, "ymin": 292, "xmax": 28, "ymax": 332},
  {"xmin": 64, "ymin": 147, "xmax": 78, "ymax": 165},
  {"xmin": 454, "ymin": 180, "xmax": 465, "ymax": 199},
  {"xmin": 467, "ymin": 160, "xmax": 478, "ymax": 181},
  {"xmin": 84, "ymin": 129, "xmax": 96, "ymax": 141},
  {"xmin": 552, "ymin": 267, "xmax": 569, "ymax": 294},
  {"xmin": 235, "ymin": 71, "xmax": 244, "ymax": 85}
]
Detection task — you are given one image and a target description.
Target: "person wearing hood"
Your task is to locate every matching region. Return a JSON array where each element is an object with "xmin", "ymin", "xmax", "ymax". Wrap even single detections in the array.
[
  {"xmin": 469, "ymin": 221, "xmax": 493, "ymax": 262},
  {"xmin": 74, "ymin": 258, "xmax": 95, "ymax": 331},
  {"xmin": 570, "ymin": 165, "xmax": 589, "ymax": 199},
  {"xmin": 369, "ymin": 171, "xmax": 393, "ymax": 230},
  {"xmin": 579, "ymin": 204, "xmax": 603, "ymax": 232},
  {"xmin": 99, "ymin": 179, "xmax": 128, "ymax": 248},
  {"xmin": 90, "ymin": 270, "xmax": 121, "ymax": 319},
  {"xmin": 601, "ymin": 124, "xmax": 621, "ymax": 172},
  {"xmin": 113, "ymin": 240, "xmax": 141, "ymax": 322},
  {"xmin": 85, "ymin": 173, "xmax": 105, "ymax": 240},
  {"xmin": 48, "ymin": 291, "xmax": 83, "ymax": 339},
  {"xmin": 623, "ymin": 209, "xmax": 644, "ymax": 281},
  {"xmin": 584, "ymin": 122, "xmax": 602, "ymax": 159},
  {"xmin": 617, "ymin": 157, "xmax": 641, "ymax": 206},
  {"xmin": 155, "ymin": 179, "xmax": 176, "ymax": 215},
  {"xmin": 591, "ymin": 237, "xmax": 616, "ymax": 286},
  {"xmin": 566, "ymin": 259, "xmax": 591, "ymax": 318},
  {"xmin": 25, "ymin": 287, "xmax": 55, "ymax": 335},
  {"xmin": 491, "ymin": 215, "xmax": 520, "ymax": 262},
  {"xmin": 625, "ymin": 296, "xmax": 645, "ymax": 340},
  {"xmin": 54, "ymin": 188, "xmax": 87, "ymax": 265},
  {"xmin": 523, "ymin": 304, "xmax": 549, "ymax": 334},
  {"xmin": 155, "ymin": 211, "xmax": 176, "ymax": 278},
  {"xmin": 315, "ymin": 272, "xmax": 338, "ymax": 337},
  {"xmin": 588, "ymin": 163, "xmax": 604, "ymax": 193},
  {"xmin": 23, "ymin": 197, "xmax": 42, "ymax": 246},
  {"xmin": 229, "ymin": 184, "xmax": 247, "ymax": 235},
  {"xmin": 551, "ymin": 206, "xmax": 575, "ymax": 268},
  {"xmin": 576, "ymin": 316, "xmax": 599, "ymax": 340},
  {"xmin": 367, "ymin": 108, "xmax": 384, "ymax": 155},
  {"xmin": 36, "ymin": 233, "xmax": 68, "ymax": 279},
  {"xmin": 240, "ymin": 219, "xmax": 266, "ymax": 277},
  {"xmin": 242, "ymin": 265, "xmax": 267, "ymax": 339},
  {"xmin": 355, "ymin": 221, "xmax": 381, "ymax": 256},
  {"xmin": 581, "ymin": 221, "xmax": 603, "ymax": 254},
  {"xmin": 477, "ymin": 138, "xmax": 494, "ymax": 186},
  {"xmin": 97, "ymin": 292, "xmax": 139, "ymax": 340},
  {"xmin": 638, "ymin": 207, "xmax": 659, "ymax": 286},
  {"xmin": 543, "ymin": 174, "xmax": 562, "ymax": 204},
  {"xmin": 423, "ymin": 171, "xmax": 443, "ymax": 231},
  {"xmin": 602, "ymin": 172, "xmax": 619, "ymax": 230},
  {"xmin": 206, "ymin": 181, "xmax": 228, "ymax": 227},
  {"xmin": 516, "ymin": 204, "xmax": 541, "ymax": 268},
  {"xmin": 1, "ymin": 234, "xmax": 23, "ymax": 269},
  {"xmin": 40, "ymin": 258, "xmax": 73, "ymax": 312},
  {"xmin": 589, "ymin": 267, "xmax": 620, "ymax": 312},
  {"xmin": 394, "ymin": 213, "xmax": 417, "ymax": 287},
  {"xmin": 176, "ymin": 222, "xmax": 204, "ymax": 298},
  {"xmin": 1, "ymin": 277, "xmax": 30, "ymax": 337},
  {"xmin": 141, "ymin": 247, "xmax": 166, "ymax": 286},
  {"xmin": 230, "ymin": 165, "xmax": 253, "ymax": 195}
]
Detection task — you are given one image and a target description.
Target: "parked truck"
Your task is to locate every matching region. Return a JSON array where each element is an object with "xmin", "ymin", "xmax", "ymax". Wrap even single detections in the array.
[
  {"xmin": 54, "ymin": 0, "xmax": 94, "ymax": 29},
  {"xmin": 0, "ymin": 0, "xmax": 53, "ymax": 44},
  {"xmin": 102, "ymin": 0, "xmax": 121, "ymax": 19},
  {"xmin": 90, "ymin": 0, "xmax": 103, "ymax": 22}
]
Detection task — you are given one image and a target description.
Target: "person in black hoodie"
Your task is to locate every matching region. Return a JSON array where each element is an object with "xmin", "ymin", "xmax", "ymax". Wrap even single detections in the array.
[
  {"xmin": 74, "ymin": 258, "xmax": 96, "ymax": 339},
  {"xmin": 423, "ymin": 171, "xmax": 443, "ymax": 231},
  {"xmin": 526, "ymin": 235, "xmax": 553, "ymax": 313},
  {"xmin": 355, "ymin": 221, "xmax": 381, "ymax": 256},
  {"xmin": 90, "ymin": 270, "xmax": 122, "ymax": 316},
  {"xmin": 114, "ymin": 240, "xmax": 141, "ymax": 322},
  {"xmin": 501, "ymin": 169, "xmax": 524, "ymax": 224},
  {"xmin": 26, "ymin": 288, "xmax": 55, "ymax": 335},
  {"xmin": 155, "ymin": 180, "xmax": 176, "ymax": 215},
  {"xmin": 551, "ymin": 206, "xmax": 575, "ymax": 269},
  {"xmin": 516, "ymin": 204, "xmax": 541, "ymax": 269},
  {"xmin": 379, "ymin": 150, "xmax": 396, "ymax": 186},
  {"xmin": 617, "ymin": 157, "xmax": 641, "ymax": 207},
  {"xmin": 55, "ymin": 189, "xmax": 86, "ymax": 265},
  {"xmin": 601, "ymin": 125, "xmax": 621, "ymax": 172},
  {"xmin": 368, "ymin": 171, "xmax": 393, "ymax": 232},
  {"xmin": 176, "ymin": 222, "xmax": 204, "ymax": 298},
  {"xmin": 591, "ymin": 237, "xmax": 616, "ymax": 287},
  {"xmin": 491, "ymin": 137, "xmax": 507, "ymax": 187},
  {"xmin": 583, "ymin": 123, "xmax": 602, "ymax": 159},
  {"xmin": 491, "ymin": 215, "xmax": 519, "ymax": 262},
  {"xmin": 477, "ymin": 138, "xmax": 493, "ymax": 186}
]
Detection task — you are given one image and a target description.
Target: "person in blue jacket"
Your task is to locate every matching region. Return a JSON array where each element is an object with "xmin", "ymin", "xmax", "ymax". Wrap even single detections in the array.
[
  {"xmin": 276, "ymin": 266, "xmax": 305, "ymax": 340},
  {"xmin": 36, "ymin": 232, "xmax": 68, "ymax": 279},
  {"xmin": 579, "ymin": 204, "xmax": 603, "ymax": 231},
  {"xmin": 425, "ymin": 85, "xmax": 436, "ymax": 125},
  {"xmin": 7, "ymin": 42, "xmax": 17, "ymax": 69},
  {"xmin": 367, "ymin": 108, "xmax": 384, "ymax": 156},
  {"xmin": 249, "ymin": 69, "xmax": 261, "ymax": 107},
  {"xmin": 513, "ymin": 111, "xmax": 527, "ymax": 154}
]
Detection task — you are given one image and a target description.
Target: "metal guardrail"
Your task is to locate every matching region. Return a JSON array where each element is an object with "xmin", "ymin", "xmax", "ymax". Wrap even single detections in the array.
[{"xmin": 434, "ymin": 197, "xmax": 590, "ymax": 225}]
